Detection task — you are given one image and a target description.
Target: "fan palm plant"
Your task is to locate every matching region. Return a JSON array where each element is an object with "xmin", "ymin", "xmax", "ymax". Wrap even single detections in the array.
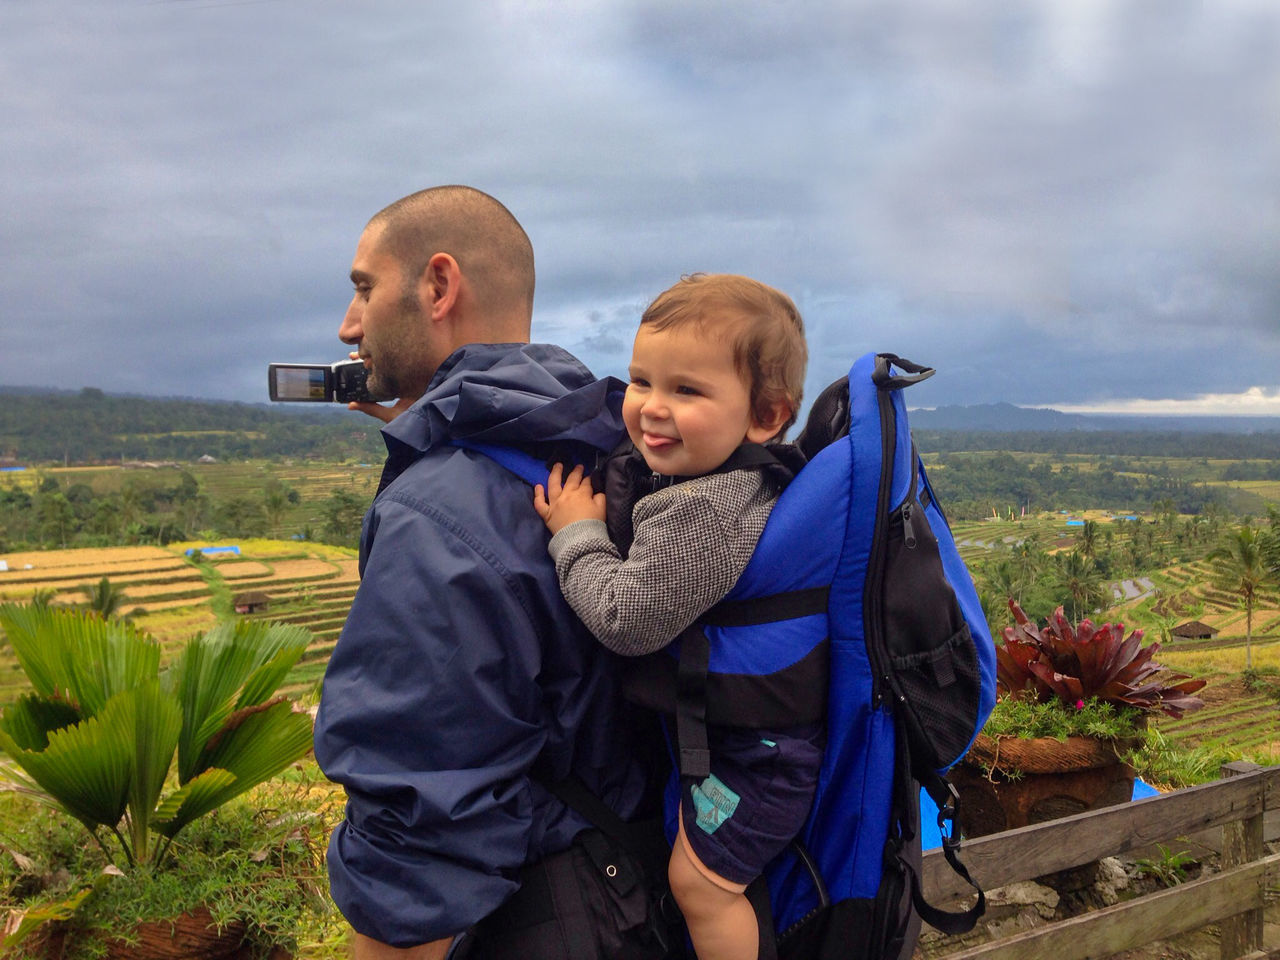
[{"xmin": 0, "ymin": 603, "xmax": 313, "ymax": 870}]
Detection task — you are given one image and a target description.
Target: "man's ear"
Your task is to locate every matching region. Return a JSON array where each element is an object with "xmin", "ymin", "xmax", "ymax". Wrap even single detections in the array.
[
  {"xmin": 418, "ymin": 252, "xmax": 462, "ymax": 321},
  {"xmin": 745, "ymin": 400, "xmax": 792, "ymax": 444}
]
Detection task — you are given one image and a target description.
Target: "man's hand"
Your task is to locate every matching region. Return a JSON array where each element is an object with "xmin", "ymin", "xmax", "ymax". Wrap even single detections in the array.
[
  {"xmin": 347, "ymin": 397, "xmax": 414, "ymax": 423},
  {"xmin": 534, "ymin": 463, "xmax": 606, "ymax": 535}
]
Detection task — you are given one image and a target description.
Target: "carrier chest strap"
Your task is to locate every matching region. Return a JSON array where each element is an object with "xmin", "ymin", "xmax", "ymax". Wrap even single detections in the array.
[
  {"xmin": 700, "ymin": 586, "xmax": 829, "ymax": 627},
  {"xmin": 672, "ymin": 586, "xmax": 830, "ymax": 781}
]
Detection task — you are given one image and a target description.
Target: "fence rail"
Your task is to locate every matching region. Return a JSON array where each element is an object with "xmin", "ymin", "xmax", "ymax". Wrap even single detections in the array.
[{"xmin": 922, "ymin": 762, "xmax": 1279, "ymax": 960}]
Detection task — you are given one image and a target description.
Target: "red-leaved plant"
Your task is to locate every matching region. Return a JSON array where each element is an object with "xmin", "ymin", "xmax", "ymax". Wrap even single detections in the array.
[{"xmin": 997, "ymin": 599, "xmax": 1207, "ymax": 719}]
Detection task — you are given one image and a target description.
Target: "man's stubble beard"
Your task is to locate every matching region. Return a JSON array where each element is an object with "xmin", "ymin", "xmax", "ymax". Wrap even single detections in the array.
[{"xmin": 365, "ymin": 288, "xmax": 428, "ymax": 402}]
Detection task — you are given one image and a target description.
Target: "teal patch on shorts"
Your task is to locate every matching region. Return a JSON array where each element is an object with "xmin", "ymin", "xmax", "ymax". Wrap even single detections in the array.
[
  {"xmin": 760, "ymin": 739, "xmax": 777, "ymax": 747},
  {"xmin": 691, "ymin": 774, "xmax": 741, "ymax": 835}
]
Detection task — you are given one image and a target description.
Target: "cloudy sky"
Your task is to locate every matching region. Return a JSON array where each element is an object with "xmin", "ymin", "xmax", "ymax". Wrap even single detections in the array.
[{"xmin": 3, "ymin": 0, "xmax": 1278, "ymax": 416}]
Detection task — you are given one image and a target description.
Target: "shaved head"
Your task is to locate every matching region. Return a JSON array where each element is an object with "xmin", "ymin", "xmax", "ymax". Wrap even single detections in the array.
[{"xmin": 369, "ymin": 185, "xmax": 535, "ymax": 332}]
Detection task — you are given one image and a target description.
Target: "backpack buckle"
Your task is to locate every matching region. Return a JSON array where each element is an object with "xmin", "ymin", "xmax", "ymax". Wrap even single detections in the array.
[{"xmin": 936, "ymin": 781, "xmax": 962, "ymax": 852}]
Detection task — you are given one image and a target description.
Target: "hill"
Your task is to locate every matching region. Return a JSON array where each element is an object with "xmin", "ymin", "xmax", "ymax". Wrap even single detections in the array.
[
  {"xmin": 0, "ymin": 386, "xmax": 385, "ymax": 464},
  {"xmin": 911, "ymin": 401, "xmax": 1280, "ymax": 434},
  {"xmin": 9, "ymin": 386, "xmax": 1280, "ymax": 467}
]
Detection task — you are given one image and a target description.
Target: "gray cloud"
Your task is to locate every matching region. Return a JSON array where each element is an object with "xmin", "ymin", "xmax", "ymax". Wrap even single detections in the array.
[{"xmin": 1, "ymin": 0, "xmax": 1277, "ymax": 410}]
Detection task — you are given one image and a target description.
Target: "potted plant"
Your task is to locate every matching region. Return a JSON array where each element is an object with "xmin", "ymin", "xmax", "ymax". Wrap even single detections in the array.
[
  {"xmin": 0, "ymin": 602, "xmax": 318, "ymax": 958},
  {"xmin": 952, "ymin": 599, "xmax": 1206, "ymax": 838}
]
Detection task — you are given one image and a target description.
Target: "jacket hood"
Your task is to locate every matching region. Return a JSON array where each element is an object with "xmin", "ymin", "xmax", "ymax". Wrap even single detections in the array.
[{"xmin": 381, "ymin": 342, "xmax": 626, "ymax": 457}]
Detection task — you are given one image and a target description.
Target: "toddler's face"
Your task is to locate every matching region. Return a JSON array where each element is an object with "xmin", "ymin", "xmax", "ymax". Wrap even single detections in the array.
[{"xmin": 622, "ymin": 321, "xmax": 775, "ymax": 477}]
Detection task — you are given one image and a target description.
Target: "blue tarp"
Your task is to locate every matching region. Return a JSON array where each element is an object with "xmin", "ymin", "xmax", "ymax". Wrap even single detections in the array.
[
  {"xmin": 185, "ymin": 545, "xmax": 241, "ymax": 556},
  {"xmin": 921, "ymin": 779, "xmax": 1160, "ymax": 850}
]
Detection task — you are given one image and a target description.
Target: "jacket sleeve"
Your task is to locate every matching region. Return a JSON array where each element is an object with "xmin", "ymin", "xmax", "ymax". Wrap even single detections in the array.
[
  {"xmin": 314, "ymin": 494, "xmax": 550, "ymax": 948},
  {"xmin": 546, "ymin": 488, "xmax": 744, "ymax": 655}
]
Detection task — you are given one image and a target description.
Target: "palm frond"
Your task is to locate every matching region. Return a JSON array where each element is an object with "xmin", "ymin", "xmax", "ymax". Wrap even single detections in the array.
[
  {"xmin": 169, "ymin": 620, "xmax": 310, "ymax": 784},
  {"xmin": 153, "ymin": 768, "xmax": 239, "ymax": 839},
  {"xmin": 0, "ymin": 696, "xmax": 82, "ymax": 752},
  {"xmin": 0, "ymin": 692, "xmax": 136, "ymax": 832},
  {"xmin": 173, "ymin": 702, "xmax": 312, "ymax": 828},
  {"xmin": 0, "ymin": 604, "xmax": 158, "ymax": 716},
  {"xmin": 126, "ymin": 682, "xmax": 181, "ymax": 859}
]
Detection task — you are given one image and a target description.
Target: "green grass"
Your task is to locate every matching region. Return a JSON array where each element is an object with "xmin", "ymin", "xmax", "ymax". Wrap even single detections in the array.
[
  {"xmin": 983, "ymin": 697, "xmax": 1144, "ymax": 741},
  {"xmin": 0, "ymin": 764, "xmax": 345, "ymax": 959}
]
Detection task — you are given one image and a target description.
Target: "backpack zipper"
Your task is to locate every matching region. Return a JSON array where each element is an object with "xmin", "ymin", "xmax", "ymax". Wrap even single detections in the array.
[
  {"xmin": 900, "ymin": 445, "xmax": 921, "ymax": 550},
  {"xmin": 864, "ymin": 387, "xmax": 897, "ymax": 708}
]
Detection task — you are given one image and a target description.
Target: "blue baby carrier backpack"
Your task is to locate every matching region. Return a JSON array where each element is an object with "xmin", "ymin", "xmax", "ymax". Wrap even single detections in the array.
[{"xmin": 465, "ymin": 353, "xmax": 996, "ymax": 960}]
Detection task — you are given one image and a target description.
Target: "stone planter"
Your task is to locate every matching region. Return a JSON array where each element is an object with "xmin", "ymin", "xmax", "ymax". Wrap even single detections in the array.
[
  {"xmin": 36, "ymin": 908, "xmax": 290, "ymax": 960},
  {"xmin": 950, "ymin": 733, "xmax": 1137, "ymax": 838}
]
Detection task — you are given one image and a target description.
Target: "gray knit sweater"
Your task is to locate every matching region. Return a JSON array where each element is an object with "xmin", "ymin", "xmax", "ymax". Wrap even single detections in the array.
[{"xmin": 547, "ymin": 470, "xmax": 775, "ymax": 656}]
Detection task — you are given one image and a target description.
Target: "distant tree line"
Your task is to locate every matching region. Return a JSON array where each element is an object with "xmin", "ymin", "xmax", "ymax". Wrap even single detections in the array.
[
  {"xmin": 0, "ymin": 388, "xmax": 385, "ymax": 464},
  {"xmin": 0, "ymin": 471, "xmax": 368, "ymax": 552},
  {"xmin": 1220, "ymin": 460, "xmax": 1280, "ymax": 481},
  {"xmin": 916, "ymin": 429, "xmax": 1280, "ymax": 460},
  {"xmin": 924, "ymin": 451, "xmax": 1226, "ymax": 521}
]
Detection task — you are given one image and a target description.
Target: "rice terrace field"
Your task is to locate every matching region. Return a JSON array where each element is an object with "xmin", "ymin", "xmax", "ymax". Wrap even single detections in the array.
[
  {"xmin": 0, "ymin": 539, "xmax": 360, "ymax": 703},
  {"xmin": 950, "ymin": 511, "xmax": 1280, "ymax": 769}
]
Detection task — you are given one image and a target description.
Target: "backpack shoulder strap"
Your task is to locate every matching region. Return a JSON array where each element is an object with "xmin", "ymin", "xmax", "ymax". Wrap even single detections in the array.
[{"xmin": 449, "ymin": 439, "xmax": 551, "ymax": 487}]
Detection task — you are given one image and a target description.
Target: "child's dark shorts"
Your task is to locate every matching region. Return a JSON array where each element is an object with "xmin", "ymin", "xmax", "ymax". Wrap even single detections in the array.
[{"xmin": 679, "ymin": 721, "xmax": 825, "ymax": 888}]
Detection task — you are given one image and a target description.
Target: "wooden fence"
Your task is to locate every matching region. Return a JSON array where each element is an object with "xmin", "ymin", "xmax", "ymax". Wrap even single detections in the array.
[{"xmin": 921, "ymin": 762, "xmax": 1279, "ymax": 960}]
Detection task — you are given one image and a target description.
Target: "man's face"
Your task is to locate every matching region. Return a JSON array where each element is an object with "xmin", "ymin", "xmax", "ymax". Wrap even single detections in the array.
[{"xmin": 339, "ymin": 224, "xmax": 437, "ymax": 403}]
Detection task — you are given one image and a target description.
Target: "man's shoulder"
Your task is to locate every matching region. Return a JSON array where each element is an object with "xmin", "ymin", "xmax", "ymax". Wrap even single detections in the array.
[
  {"xmin": 381, "ymin": 447, "xmax": 522, "ymax": 515},
  {"xmin": 373, "ymin": 447, "xmax": 550, "ymax": 564}
]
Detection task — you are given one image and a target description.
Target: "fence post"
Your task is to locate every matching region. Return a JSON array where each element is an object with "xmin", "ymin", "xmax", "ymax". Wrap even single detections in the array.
[{"xmin": 1219, "ymin": 760, "xmax": 1264, "ymax": 960}]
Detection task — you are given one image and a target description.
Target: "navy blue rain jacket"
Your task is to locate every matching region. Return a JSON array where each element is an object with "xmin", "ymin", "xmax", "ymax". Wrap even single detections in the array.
[{"xmin": 313, "ymin": 343, "xmax": 645, "ymax": 947}]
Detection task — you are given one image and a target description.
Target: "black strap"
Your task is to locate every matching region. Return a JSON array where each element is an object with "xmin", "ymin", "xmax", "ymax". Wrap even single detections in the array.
[
  {"xmin": 746, "ymin": 876, "xmax": 779, "ymax": 960},
  {"xmin": 604, "ymin": 441, "xmax": 801, "ymax": 558},
  {"xmin": 901, "ymin": 765, "xmax": 985, "ymax": 934},
  {"xmin": 871, "ymin": 354, "xmax": 935, "ymax": 391},
  {"xmin": 701, "ymin": 586, "xmax": 829, "ymax": 628},
  {"xmin": 675, "ymin": 624, "xmax": 712, "ymax": 779},
  {"xmin": 543, "ymin": 774, "xmax": 636, "ymax": 847}
]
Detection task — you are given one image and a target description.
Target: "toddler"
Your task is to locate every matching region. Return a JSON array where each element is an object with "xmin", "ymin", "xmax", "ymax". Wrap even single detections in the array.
[{"xmin": 534, "ymin": 273, "xmax": 822, "ymax": 960}]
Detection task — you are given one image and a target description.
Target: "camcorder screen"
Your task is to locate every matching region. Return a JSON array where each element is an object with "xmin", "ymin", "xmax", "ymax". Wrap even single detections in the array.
[{"xmin": 273, "ymin": 367, "xmax": 329, "ymax": 400}]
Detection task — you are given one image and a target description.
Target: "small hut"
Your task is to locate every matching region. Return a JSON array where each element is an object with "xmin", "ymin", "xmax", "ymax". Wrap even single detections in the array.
[
  {"xmin": 1171, "ymin": 620, "xmax": 1218, "ymax": 641},
  {"xmin": 233, "ymin": 591, "xmax": 272, "ymax": 615}
]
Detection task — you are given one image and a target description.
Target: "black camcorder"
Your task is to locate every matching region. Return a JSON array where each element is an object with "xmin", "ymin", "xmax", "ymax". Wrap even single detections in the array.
[{"xmin": 267, "ymin": 360, "xmax": 374, "ymax": 403}]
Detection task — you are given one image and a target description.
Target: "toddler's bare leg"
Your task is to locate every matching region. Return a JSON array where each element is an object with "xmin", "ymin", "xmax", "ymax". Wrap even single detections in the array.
[{"xmin": 669, "ymin": 820, "xmax": 759, "ymax": 960}]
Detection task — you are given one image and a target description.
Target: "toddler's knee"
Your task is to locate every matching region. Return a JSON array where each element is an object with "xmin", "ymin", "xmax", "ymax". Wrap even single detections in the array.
[
  {"xmin": 667, "ymin": 846, "xmax": 700, "ymax": 906},
  {"xmin": 668, "ymin": 845, "xmax": 736, "ymax": 921}
]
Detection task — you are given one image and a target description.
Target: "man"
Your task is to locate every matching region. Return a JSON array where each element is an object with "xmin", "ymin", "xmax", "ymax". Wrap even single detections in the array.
[{"xmin": 313, "ymin": 186, "xmax": 646, "ymax": 958}]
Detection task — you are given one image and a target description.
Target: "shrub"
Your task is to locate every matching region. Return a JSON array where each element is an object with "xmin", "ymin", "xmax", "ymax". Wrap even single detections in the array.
[{"xmin": 0, "ymin": 604, "xmax": 314, "ymax": 870}]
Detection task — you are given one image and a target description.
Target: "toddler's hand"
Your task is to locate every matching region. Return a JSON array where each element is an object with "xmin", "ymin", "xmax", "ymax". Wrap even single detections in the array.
[{"xmin": 534, "ymin": 463, "xmax": 606, "ymax": 535}]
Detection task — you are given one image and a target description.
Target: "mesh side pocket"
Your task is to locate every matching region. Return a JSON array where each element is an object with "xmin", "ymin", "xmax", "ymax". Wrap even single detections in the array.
[
  {"xmin": 882, "ymin": 499, "xmax": 983, "ymax": 773},
  {"xmin": 890, "ymin": 628, "xmax": 982, "ymax": 770}
]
